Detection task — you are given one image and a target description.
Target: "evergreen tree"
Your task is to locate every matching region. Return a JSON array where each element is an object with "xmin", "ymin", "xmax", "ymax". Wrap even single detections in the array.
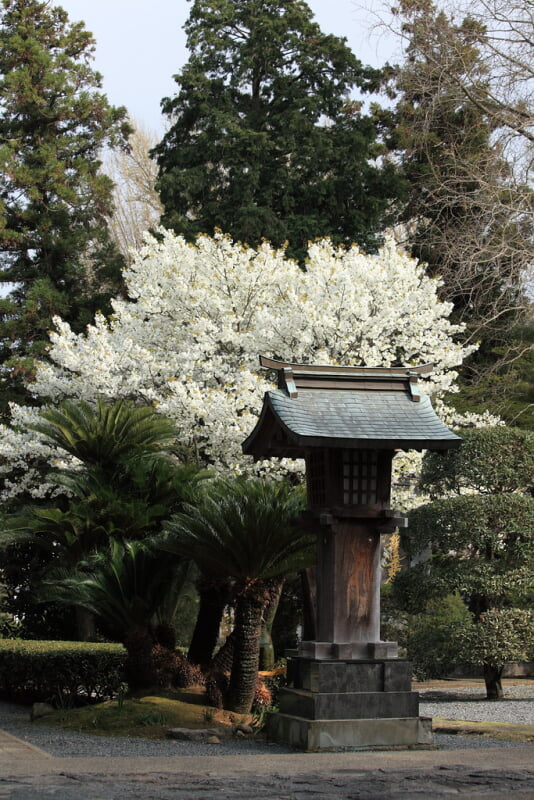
[
  {"xmin": 450, "ymin": 317, "xmax": 534, "ymax": 432},
  {"xmin": 0, "ymin": 398, "xmax": 203, "ymax": 640},
  {"xmin": 395, "ymin": 427, "xmax": 534, "ymax": 698},
  {"xmin": 0, "ymin": 0, "xmax": 131, "ymax": 409},
  {"xmin": 162, "ymin": 477, "xmax": 312, "ymax": 713},
  {"xmin": 153, "ymin": 0, "xmax": 405, "ymax": 262}
]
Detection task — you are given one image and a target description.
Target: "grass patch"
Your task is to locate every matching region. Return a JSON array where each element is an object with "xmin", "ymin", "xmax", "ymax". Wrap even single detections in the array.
[
  {"xmin": 433, "ymin": 717, "xmax": 534, "ymax": 743},
  {"xmin": 35, "ymin": 686, "xmax": 253, "ymax": 740}
]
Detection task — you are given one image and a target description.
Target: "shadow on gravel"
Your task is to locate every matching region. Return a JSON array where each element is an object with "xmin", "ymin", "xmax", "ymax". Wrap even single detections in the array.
[{"xmin": 420, "ymin": 691, "xmax": 534, "ymax": 702}]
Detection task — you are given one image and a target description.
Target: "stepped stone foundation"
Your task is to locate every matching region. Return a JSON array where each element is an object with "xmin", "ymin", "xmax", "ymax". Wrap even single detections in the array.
[{"xmin": 267, "ymin": 656, "xmax": 432, "ymax": 751}]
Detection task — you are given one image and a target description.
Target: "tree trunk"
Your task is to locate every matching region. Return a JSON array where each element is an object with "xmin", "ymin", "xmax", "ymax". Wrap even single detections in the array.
[
  {"xmin": 259, "ymin": 628, "xmax": 275, "ymax": 671},
  {"xmin": 188, "ymin": 579, "xmax": 231, "ymax": 666},
  {"xmin": 301, "ymin": 567, "xmax": 317, "ymax": 641},
  {"xmin": 259, "ymin": 579, "xmax": 284, "ymax": 670},
  {"xmin": 124, "ymin": 627, "xmax": 156, "ymax": 692},
  {"xmin": 484, "ymin": 664, "xmax": 504, "ymax": 699},
  {"xmin": 75, "ymin": 606, "xmax": 97, "ymax": 642},
  {"xmin": 226, "ymin": 584, "xmax": 266, "ymax": 714}
]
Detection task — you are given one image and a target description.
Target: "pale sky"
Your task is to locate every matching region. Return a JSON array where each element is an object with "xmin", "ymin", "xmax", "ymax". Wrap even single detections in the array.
[{"xmin": 53, "ymin": 0, "xmax": 399, "ymax": 133}]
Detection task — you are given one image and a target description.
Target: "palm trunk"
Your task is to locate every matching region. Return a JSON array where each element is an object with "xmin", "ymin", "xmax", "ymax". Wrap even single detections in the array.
[
  {"xmin": 124, "ymin": 626, "xmax": 156, "ymax": 692},
  {"xmin": 259, "ymin": 579, "xmax": 284, "ymax": 670},
  {"xmin": 301, "ymin": 567, "xmax": 317, "ymax": 641},
  {"xmin": 226, "ymin": 583, "xmax": 266, "ymax": 714},
  {"xmin": 212, "ymin": 629, "xmax": 236, "ymax": 672}
]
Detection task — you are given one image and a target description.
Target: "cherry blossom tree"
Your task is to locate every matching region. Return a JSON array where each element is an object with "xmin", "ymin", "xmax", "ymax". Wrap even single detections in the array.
[{"xmin": 0, "ymin": 229, "xmax": 479, "ymax": 504}]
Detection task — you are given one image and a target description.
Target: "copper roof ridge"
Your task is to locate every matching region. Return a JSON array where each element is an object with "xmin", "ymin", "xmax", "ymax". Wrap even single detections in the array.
[{"xmin": 259, "ymin": 355, "xmax": 434, "ymax": 377}]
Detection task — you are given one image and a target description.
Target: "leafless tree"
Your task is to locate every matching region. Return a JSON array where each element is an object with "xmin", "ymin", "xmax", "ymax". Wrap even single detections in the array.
[
  {"xmin": 375, "ymin": 0, "xmax": 533, "ymax": 343},
  {"xmin": 363, "ymin": 0, "xmax": 534, "ymax": 420},
  {"xmin": 103, "ymin": 121, "xmax": 163, "ymax": 262}
]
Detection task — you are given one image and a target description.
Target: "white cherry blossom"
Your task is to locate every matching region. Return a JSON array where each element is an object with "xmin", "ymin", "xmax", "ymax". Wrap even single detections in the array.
[{"xmin": 0, "ymin": 229, "xmax": 483, "ymax": 503}]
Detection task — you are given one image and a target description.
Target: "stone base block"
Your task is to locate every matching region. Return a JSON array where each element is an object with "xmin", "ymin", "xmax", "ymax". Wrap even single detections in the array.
[
  {"xmin": 289, "ymin": 657, "xmax": 412, "ymax": 694},
  {"xmin": 278, "ymin": 688, "xmax": 419, "ymax": 720},
  {"xmin": 267, "ymin": 713, "xmax": 433, "ymax": 752},
  {"xmin": 299, "ymin": 641, "xmax": 398, "ymax": 660}
]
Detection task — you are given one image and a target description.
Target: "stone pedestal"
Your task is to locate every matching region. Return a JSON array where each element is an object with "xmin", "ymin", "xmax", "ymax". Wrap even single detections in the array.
[
  {"xmin": 267, "ymin": 656, "xmax": 432, "ymax": 751},
  {"xmin": 299, "ymin": 640, "xmax": 399, "ymax": 660}
]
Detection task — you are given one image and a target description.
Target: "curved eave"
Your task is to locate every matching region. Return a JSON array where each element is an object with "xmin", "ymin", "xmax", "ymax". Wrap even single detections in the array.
[
  {"xmin": 242, "ymin": 390, "xmax": 462, "ymax": 458},
  {"xmin": 242, "ymin": 393, "xmax": 299, "ymax": 457}
]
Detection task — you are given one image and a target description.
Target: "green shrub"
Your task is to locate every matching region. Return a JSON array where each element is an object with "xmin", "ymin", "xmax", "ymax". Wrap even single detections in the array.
[
  {"xmin": 406, "ymin": 595, "xmax": 472, "ymax": 679},
  {"xmin": 381, "ymin": 590, "xmax": 474, "ymax": 679},
  {"xmin": 453, "ymin": 608, "xmax": 534, "ymax": 669},
  {"xmin": 0, "ymin": 639, "xmax": 126, "ymax": 705}
]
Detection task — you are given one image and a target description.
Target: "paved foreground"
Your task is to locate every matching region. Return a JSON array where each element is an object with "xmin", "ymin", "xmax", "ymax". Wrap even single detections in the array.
[{"xmin": 1, "ymin": 729, "xmax": 534, "ymax": 799}]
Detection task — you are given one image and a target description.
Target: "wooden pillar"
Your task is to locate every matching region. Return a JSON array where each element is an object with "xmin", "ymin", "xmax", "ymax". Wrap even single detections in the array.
[
  {"xmin": 301, "ymin": 448, "xmax": 399, "ymax": 660},
  {"xmin": 315, "ymin": 521, "xmax": 381, "ymax": 652}
]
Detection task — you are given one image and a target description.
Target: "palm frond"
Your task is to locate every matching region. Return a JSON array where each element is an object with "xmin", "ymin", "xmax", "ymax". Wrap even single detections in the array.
[
  {"xmin": 32, "ymin": 398, "xmax": 177, "ymax": 468},
  {"xmin": 162, "ymin": 477, "xmax": 313, "ymax": 581},
  {"xmin": 39, "ymin": 539, "xmax": 191, "ymax": 638}
]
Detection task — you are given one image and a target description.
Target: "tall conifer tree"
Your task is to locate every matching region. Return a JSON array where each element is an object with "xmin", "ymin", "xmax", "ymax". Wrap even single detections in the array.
[
  {"xmin": 154, "ymin": 0, "xmax": 405, "ymax": 261},
  {"xmin": 0, "ymin": 0, "xmax": 131, "ymax": 409}
]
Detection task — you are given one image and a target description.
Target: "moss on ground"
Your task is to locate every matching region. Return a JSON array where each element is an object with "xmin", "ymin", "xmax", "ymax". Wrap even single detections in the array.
[
  {"xmin": 36, "ymin": 686, "xmax": 253, "ymax": 740},
  {"xmin": 433, "ymin": 718, "xmax": 534, "ymax": 743}
]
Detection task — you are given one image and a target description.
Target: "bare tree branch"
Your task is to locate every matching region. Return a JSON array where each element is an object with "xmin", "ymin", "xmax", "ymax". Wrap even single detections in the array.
[{"xmin": 102, "ymin": 121, "xmax": 163, "ymax": 262}]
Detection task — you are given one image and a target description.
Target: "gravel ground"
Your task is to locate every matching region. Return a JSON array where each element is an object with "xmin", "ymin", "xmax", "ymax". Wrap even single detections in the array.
[
  {"xmin": 0, "ymin": 701, "xmax": 291, "ymax": 757},
  {"xmin": 0, "ymin": 684, "xmax": 532, "ymax": 757},
  {"xmin": 418, "ymin": 683, "xmax": 534, "ymax": 750},
  {"xmin": 419, "ymin": 683, "xmax": 534, "ymax": 725}
]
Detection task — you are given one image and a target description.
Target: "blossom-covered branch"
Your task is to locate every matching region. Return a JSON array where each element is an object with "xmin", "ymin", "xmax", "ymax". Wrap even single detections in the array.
[{"xmin": 0, "ymin": 230, "xmax": 481, "ymax": 503}]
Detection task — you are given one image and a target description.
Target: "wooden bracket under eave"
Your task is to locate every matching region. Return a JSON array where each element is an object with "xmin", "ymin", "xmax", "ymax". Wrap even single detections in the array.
[
  {"xmin": 283, "ymin": 367, "xmax": 298, "ymax": 398},
  {"xmin": 408, "ymin": 374, "xmax": 421, "ymax": 402}
]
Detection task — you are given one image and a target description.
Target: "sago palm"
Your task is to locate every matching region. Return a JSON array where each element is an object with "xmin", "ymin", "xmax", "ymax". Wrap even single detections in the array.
[
  {"xmin": 4, "ymin": 398, "xmax": 204, "ymax": 640},
  {"xmin": 5, "ymin": 398, "xmax": 202, "ymax": 562},
  {"xmin": 31, "ymin": 397, "xmax": 177, "ymax": 473},
  {"xmin": 162, "ymin": 477, "xmax": 312, "ymax": 713},
  {"xmin": 40, "ymin": 538, "xmax": 190, "ymax": 640},
  {"xmin": 40, "ymin": 538, "xmax": 191, "ymax": 690}
]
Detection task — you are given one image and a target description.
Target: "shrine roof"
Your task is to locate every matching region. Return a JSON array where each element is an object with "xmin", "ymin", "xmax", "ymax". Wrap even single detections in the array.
[{"xmin": 242, "ymin": 357, "xmax": 461, "ymax": 456}]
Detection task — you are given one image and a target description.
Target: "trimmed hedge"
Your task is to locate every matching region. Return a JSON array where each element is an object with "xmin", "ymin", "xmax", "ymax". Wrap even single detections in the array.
[{"xmin": 0, "ymin": 640, "xmax": 126, "ymax": 705}]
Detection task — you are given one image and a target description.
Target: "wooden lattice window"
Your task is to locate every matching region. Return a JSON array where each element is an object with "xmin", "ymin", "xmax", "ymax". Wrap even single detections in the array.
[
  {"xmin": 306, "ymin": 450, "xmax": 327, "ymax": 508},
  {"xmin": 343, "ymin": 450, "xmax": 378, "ymax": 505}
]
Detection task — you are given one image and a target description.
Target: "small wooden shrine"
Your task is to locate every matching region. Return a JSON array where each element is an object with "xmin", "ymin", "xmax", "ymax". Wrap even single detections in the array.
[{"xmin": 242, "ymin": 356, "xmax": 461, "ymax": 750}]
